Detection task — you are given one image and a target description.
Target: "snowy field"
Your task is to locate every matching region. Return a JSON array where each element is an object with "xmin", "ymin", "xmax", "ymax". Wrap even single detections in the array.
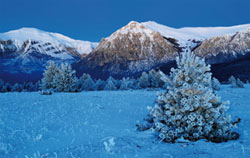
[{"xmin": 0, "ymin": 85, "xmax": 250, "ymax": 158}]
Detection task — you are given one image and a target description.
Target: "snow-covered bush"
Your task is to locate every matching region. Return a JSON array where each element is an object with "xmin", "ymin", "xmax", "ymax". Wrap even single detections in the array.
[
  {"xmin": 228, "ymin": 76, "xmax": 244, "ymax": 88},
  {"xmin": 40, "ymin": 89, "xmax": 53, "ymax": 95},
  {"xmin": 212, "ymin": 77, "xmax": 221, "ymax": 91},
  {"xmin": 141, "ymin": 52, "xmax": 239, "ymax": 143}
]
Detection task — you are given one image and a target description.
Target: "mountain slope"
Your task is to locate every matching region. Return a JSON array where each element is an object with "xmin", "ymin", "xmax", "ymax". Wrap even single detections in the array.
[
  {"xmin": 0, "ymin": 27, "xmax": 98, "ymax": 57},
  {"xmin": 75, "ymin": 21, "xmax": 250, "ymax": 79},
  {"xmin": 75, "ymin": 21, "xmax": 179, "ymax": 77},
  {"xmin": 142, "ymin": 21, "xmax": 250, "ymax": 47},
  {"xmin": 0, "ymin": 28, "xmax": 98, "ymax": 83}
]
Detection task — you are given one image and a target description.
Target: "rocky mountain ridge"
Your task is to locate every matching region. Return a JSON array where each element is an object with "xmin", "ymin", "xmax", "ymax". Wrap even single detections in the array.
[{"xmin": 1, "ymin": 22, "xmax": 250, "ymax": 83}]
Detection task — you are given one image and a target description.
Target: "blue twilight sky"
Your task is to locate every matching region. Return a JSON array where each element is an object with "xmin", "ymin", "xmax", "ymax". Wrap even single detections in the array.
[{"xmin": 0, "ymin": 0, "xmax": 249, "ymax": 42}]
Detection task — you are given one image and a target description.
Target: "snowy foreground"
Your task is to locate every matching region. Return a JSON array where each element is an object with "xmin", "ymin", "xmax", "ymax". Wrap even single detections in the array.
[{"xmin": 0, "ymin": 85, "xmax": 250, "ymax": 158}]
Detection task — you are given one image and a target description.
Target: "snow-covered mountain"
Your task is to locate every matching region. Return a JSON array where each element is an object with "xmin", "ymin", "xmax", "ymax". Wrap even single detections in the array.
[
  {"xmin": 75, "ymin": 21, "xmax": 250, "ymax": 80},
  {"xmin": 0, "ymin": 28, "xmax": 98, "ymax": 82},
  {"xmin": 1, "ymin": 21, "xmax": 250, "ymax": 82},
  {"xmin": 143, "ymin": 21, "xmax": 250, "ymax": 47},
  {"xmin": 75, "ymin": 21, "xmax": 179, "ymax": 76},
  {"xmin": 0, "ymin": 27, "xmax": 98, "ymax": 58}
]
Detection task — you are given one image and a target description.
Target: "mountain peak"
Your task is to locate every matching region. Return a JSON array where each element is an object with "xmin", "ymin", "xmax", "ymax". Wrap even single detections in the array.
[
  {"xmin": 142, "ymin": 21, "xmax": 250, "ymax": 46},
  {"xmin": 0, "ymin": 27, "xmax": 98, "ymax": 55}
]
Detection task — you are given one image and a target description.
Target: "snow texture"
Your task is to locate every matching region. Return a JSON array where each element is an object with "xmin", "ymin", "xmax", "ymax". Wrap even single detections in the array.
[
  {"xmin": 0, "ymin": 86, "xmax": 249, "ymax": 157},
  {"xmin": 0, "ymin": 27, "xmax": 98, "ymax": 55},
  {"xmin": 142, "ymin": 21, "xmax": 250, "ymax": 46}
]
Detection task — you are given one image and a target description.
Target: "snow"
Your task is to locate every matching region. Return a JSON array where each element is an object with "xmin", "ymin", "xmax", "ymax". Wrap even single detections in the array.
[
  {"xmin": 108, "ymin": 21, "xmax": 155, "ymax": 42},
  {"xmin": 142, "ymin": 21, "xmax": 250, "ymax": 46},
  {"xmin": 0, "ymin": 85, "xmax": 250, "ymax": 157},
  {"xmin": 0, "ymin": 28, "xmax": 98, "ymax": 55}
]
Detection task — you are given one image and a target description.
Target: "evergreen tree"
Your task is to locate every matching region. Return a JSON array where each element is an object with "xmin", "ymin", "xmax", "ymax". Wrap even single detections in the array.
[
  {"xmin": 104, "ymin": 76, "xmax": 117, "ymax": 90},
  {"xmin": 53, "ymin": 63, "xmax": 77, "ymax": 92},
  {"xmin": 143, "ymin": 52, "xmax": 239, "ymax": 143},
  {"xmin": 94, "ymin": 79, "xmax": 105, "ymax": 90},
  {"xmin": 236, "ymin": 78, "xmax": 244, "ymax": 88},
  {"xmin": 0, "ymin": 79, "xmax": 4, "ymax": 92},
  {"xmin": 41, "ymin": 61, "xmax": 59, "ymax": 90},
  {"xmin": 228, "ymin": 76, "xmax": 237, "ymax": 88},
  {"xmin": 12, "ymin": 83, "xmax": 23, "ymax": 92},
  {"xmin": 212, "ymin": 77, "xmax": 221, "ymax": 91},
  {"xmin": 4, "ymin": 82, "xmax": 12, "ymax": 92},
  {"xmin": 81, "ymin": 74, "xmax": 95, "ymax": 91},
  {"xmin": 139, "ymin": 72, "xmax": 150, "ymax": 88},
  {"xmin": 148, "ymin": 69, "xmax": 157, "ymax": 87},
  {"xmin": 228, "ymin": 76, "xmax": 244, "ymax": 88},
  {"xmin": 120, "ymin": 77, "xmax": 130, "ymax": 90}
]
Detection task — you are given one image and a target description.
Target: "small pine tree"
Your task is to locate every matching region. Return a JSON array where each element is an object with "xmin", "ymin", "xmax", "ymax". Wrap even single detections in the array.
[
  {"xmin": 41, "ymin": 61, "xmax": 59, "ymax": 90},
  {"xmin": 12, "ymin": 83, "xmax": 23, "ymax": 92},
  {"xmin": 94, "ymin": 79, "xmax": 105, "ymax": 90},
  {"xmin": 0, "ymin": 79, "xmax": 4, "ymax": 92},
  {"xmin": 148, "ymin": 69, "xmax": 157, "ymax": 88},
  {"xmin": 236, "ymin": 78, "xmax": 244, "ymax": 88},
  {"xmin": 53, "ymin": 63, "xmax": 77, "ymax": 92},
  {"xmin": 228, "ymin": 76, "xmax": 244, "ymax": 88},
  {"xmin": 139, "ymin": 72, "xmax": 150, "ymax": 88},
  {"xmin": 4, "ymin": 82, "xmax": 12, "ymax": 92},
  {"xmin": 212, "ymin": 77, "xmax": 221, "ymax": 91},
  {"xmin": 143, "ymin": 52, "xmax": 239, "ymax": 143},
  {"xmin": 156, "ymin": 70, "xmax": 168, "ymax": 88},
  {"xmin": 228, "ymin": 76, "xmax": 237, "ymax": 88},
  {"xmin": 120, "ymin": 77, "xmax": 130, "ymax": 90},
  {"xmin": 104, "ymin": 76, "xmax": 117, "ymax": 90},
  {"xmin": 82, "ymin": 74, "xmax": 95, "ymax": 91}
]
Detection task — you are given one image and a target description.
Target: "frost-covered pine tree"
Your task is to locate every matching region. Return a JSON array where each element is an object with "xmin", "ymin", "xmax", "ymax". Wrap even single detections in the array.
[
  {"xmin": 2, "ymin": 82, "xmax": 12, "ymax": 92},
  {"xmin": 139, "ymin": 72, "xmax": 150, "ymax": 88},
  {"xmin": 156, "ymin": 70, "xmax": 168, "ymax": 88},
  {"xmin": 236, "ymin": 78, "xmax": 244, "ymax": 88},
  {"xmin": 12, "ymin": 83, "xmax": 23, "ymax": 92},
  {"xmin": 146, "ymin": 52, "xmax": 239, "ymax": 143},
  {"xmin": 0, "ymin": 79, "xmax": 4, "ymax": 92},
  {"xmin": 81, "ymin": 74, "xmax": 95, "ymax": 91},
  {"xmin": 212, "ymin": 77, "xmax": 221, "ymax": 91},
  {"xmin": 228, "ymin": 76, "xmax": 244, "ymax": 88},
  {"xmin": 120, "ymin": 77, "xmax": 130, "ymax": 90},
  {"xmin": 53, "ymin": 63, "xmax": 77, "ymax": 92},
  {"xmin": 94, "ymin": 79, "xmax": 105, "ymax": 90},
  {"xmin": 104, "ymin": 76, "xmax": 117, "ymax": 90},
  {"xmin": 41, "ymin": 61, "xmax": 59, "ymax": 90},
  {"xmin": 148, "ymin": 69, "xmax": 157, "ymax": 88}
]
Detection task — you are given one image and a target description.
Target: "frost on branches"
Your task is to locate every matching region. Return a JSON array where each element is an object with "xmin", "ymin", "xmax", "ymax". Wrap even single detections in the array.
[{"xmin": 142, "ymin": 52, "xmax": 239, "ymax": 143}]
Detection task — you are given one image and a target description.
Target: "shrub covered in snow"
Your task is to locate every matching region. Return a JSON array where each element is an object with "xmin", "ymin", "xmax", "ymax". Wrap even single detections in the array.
[{"xmin": 142, "ymin": 52, "xmax": 239, "ymax": 143}]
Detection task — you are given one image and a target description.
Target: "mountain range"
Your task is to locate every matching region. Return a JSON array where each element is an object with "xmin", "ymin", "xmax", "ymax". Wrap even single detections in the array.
[{"xmin": 0, "ymin": 21, "xmax": 250, "ymax": 83}]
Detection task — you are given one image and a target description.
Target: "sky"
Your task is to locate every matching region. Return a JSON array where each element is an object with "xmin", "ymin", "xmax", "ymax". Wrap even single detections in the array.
[{"xmin": 0, "ymin": 0, "xmax": 250, "ymax": 42}]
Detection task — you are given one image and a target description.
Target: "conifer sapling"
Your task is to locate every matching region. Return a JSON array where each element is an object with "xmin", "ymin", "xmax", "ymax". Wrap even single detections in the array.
[{"xmin": 144, "ymin": 52, "xmax": 239, "ymax": 143}]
